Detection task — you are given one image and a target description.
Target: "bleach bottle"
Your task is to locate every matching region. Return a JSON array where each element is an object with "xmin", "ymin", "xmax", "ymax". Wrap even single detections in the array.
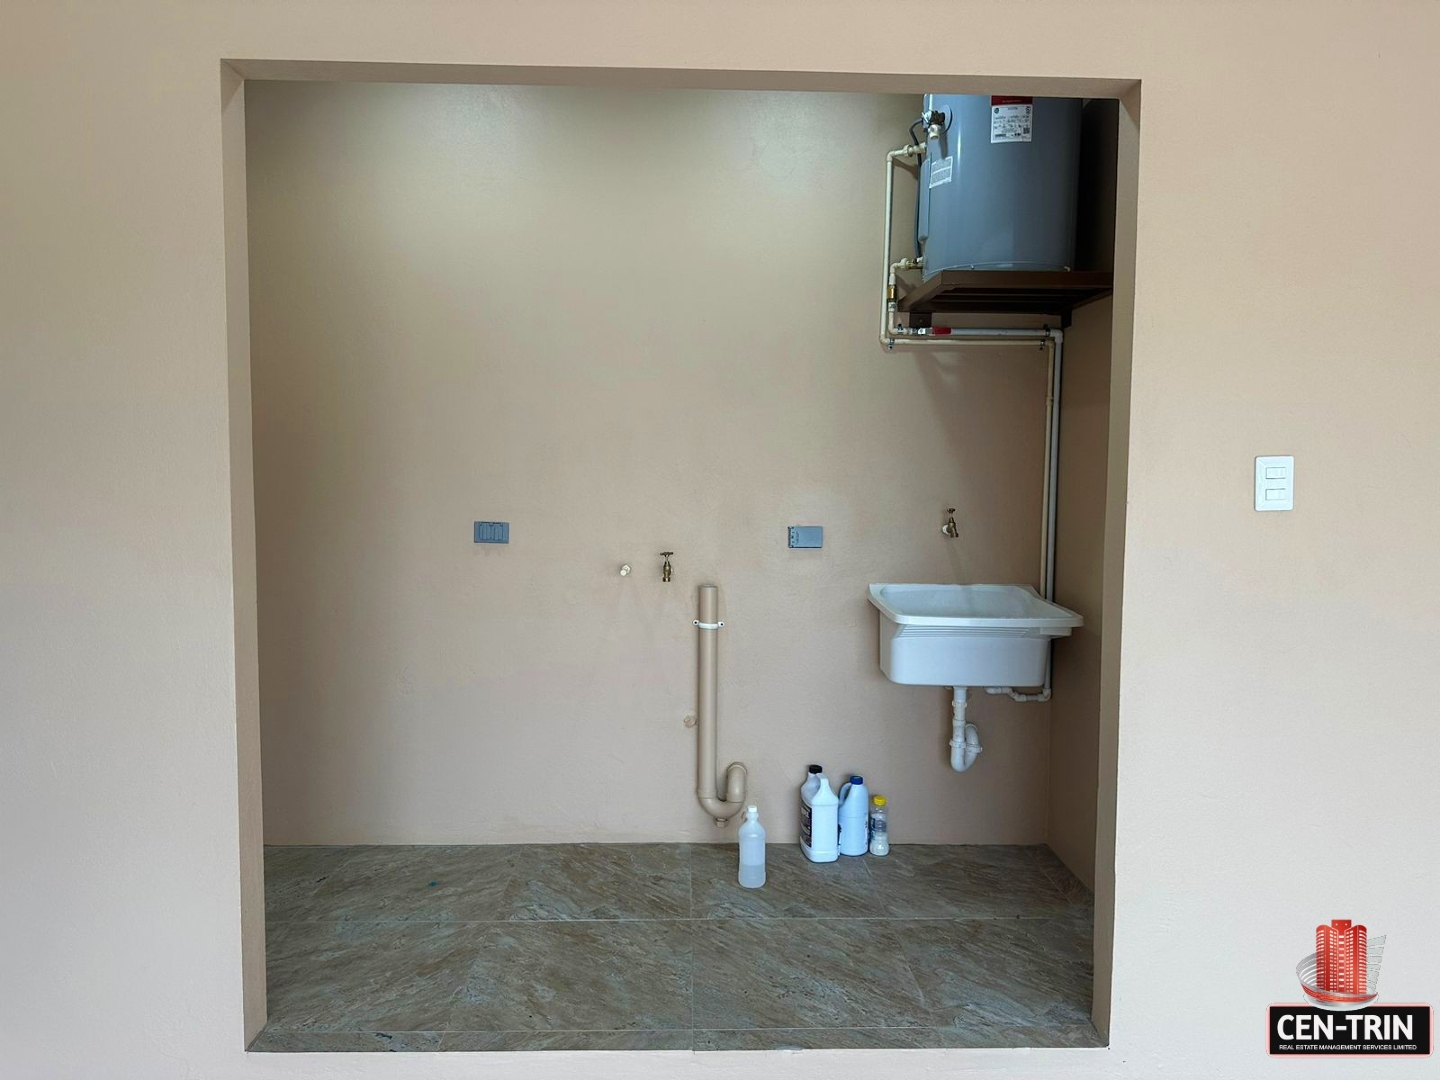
[
  {"xmin": 838, "ymin": 774, "xmax": 871, "ymax": 857},
  {"xmin": 799, "ymin": 767, "xmax": 839, "ymax": 863}
]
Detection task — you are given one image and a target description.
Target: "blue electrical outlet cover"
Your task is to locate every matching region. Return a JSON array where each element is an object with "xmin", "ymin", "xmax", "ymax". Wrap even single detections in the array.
[
  {"xmin": 788, "ymin": 525, "xmax": 823, "ymax": 549},
  {"xmin": 474, "ymin": 521, "xmax": 509, "ymax": 544}
]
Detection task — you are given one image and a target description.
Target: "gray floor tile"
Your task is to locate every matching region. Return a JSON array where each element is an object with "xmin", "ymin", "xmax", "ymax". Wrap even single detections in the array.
[
  {"xmin": 263, "ymin": 920, "xmax": 296, "ymax": 950},
  {"xmin": 692, "ymin": 843, "xmax": 884, "ymax": 918},
  {"xmin": 692, "ymin": 919, "xmax": 930, "ymax": 1030},
  {"xmin": 497, "ymin": 843, "xmax": 690, "ymax": 921},
  {"xmin": 265, "ymin": 920, "xmax": 482, "ymax": 1031},
  {"xmin": 442, "ymin": 1030, "xmax": 693, "ymax": 1051},
  {"xmin": 264, "ymin": 846, "xmax": 355, "ymax": 921},
  {"xmin": 249, "ymin": 1030, "xmax": 444, "ymax": 1052},
  {"xmin": 1022, "ymin": 904, "xmax": 1095, "ymax": 966},
  {"xmin": 865, "ymin": 845, "xmax": 1069, "ymax": 918},
  {"xmin": 256, "ymin": 842, "xmax": 1100, "ymax": 1052},
  {"xmin": 695, "ymin": 1027, "xmax": 947, "ymax": 1051},
  {"xmin": 301, "ymin": 844, "xmax": 520, "ymax": 921},
  {"xmin": 448, "ymin": 920, "xmax": 692, "ymax": 1031},
  {"xmin": 937, "ymin": 1017, "xmax": 1104, "ymax": 1048},
  {"xmin": 898, "ymin": 918, "xmax": 1093, "ymax": 1029},
  {"xmin": 1031, "ymin": 846, "xmax": 1095, "ymax": 906}
]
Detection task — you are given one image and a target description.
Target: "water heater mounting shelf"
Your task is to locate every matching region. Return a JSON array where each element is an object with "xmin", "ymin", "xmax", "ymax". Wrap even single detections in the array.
[{"xmin": 896, "ymin": 269, "xmax": 1113, "ymax": 323}]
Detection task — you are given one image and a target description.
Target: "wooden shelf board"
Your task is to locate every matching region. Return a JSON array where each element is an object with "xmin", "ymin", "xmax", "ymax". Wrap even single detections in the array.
[{"xmin": 896, "ymin": 269, "xmax": 1113, "ymax": 320}]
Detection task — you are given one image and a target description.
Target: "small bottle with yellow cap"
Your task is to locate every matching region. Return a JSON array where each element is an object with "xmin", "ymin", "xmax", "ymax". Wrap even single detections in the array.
[{"xmin": 868, "ymin": 795, "xmax": 889, "ymax": 856}]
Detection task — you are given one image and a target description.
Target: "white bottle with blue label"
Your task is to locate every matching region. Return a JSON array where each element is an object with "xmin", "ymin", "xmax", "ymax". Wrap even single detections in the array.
[{"xmin": 837, "ymin": 774, "xmax": 871, "ymax": 857}]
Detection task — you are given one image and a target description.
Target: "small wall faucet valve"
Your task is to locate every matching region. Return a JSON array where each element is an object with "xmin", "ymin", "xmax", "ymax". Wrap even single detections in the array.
[
  {"xmin": 942, "ymin": 509, "xmax": 960, "ymax": 538},
  {"xmin": 661, "ymin": 552, "xmax": 674, "ymax": 582}
]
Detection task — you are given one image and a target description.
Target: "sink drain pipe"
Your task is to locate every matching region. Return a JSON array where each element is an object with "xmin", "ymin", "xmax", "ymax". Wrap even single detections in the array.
[
  {"xmin": 948, "ymin": 687, "xmax": 984, "ymax": 772},
  {"xmin": 695, "ymin": 584, "xmax": 747, "ymax": 825}
]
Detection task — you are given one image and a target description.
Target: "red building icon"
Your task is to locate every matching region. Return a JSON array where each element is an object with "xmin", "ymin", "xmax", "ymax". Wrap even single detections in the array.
[
  {"xmin": 1298, "ymin": 918, "xmax": 1385, "ymax": 1010},
  {"xmin": 1316, "ymin": 919, "xmax": 1368, "ymax": 996}
]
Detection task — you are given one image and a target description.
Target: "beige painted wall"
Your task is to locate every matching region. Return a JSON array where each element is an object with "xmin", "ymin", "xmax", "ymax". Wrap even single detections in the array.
[
  {"xmin": 1049, "ymin": 296, "xmax": 1112, "ymax": 889},
  {"xmin": 247, "ymin": 81, "xmax": 1056, "ymax": 845},
  {"xmin": 4, "ymin": 2, "xmax": 1439, "ymax": 1078}
]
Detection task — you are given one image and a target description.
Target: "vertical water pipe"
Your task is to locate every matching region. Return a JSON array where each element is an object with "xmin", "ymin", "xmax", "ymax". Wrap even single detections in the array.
[
  {"xmin": 695, "ymin": 584, "xmax": 747, "ymax": 825},
  {"xmin": 989, "ymin": 327, "xmax": 1063, "ymax": 703}
]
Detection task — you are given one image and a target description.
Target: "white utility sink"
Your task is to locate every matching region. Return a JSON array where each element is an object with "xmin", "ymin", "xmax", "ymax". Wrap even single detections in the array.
[{"xmin": 868, "ymin": 583, "xmax": 1083, "ymax": 687}]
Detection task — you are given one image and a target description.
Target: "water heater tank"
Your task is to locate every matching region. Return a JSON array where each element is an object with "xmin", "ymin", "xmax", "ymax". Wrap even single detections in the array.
[{"xmin": 917, "ymin": 94, "xmax": 1082, "ymax": 276}]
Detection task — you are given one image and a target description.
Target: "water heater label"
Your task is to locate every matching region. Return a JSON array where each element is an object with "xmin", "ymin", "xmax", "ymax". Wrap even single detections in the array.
[
  {"xmin": 928, "ymin": 155, "xmax": 953, "ymax": 188},
  {"xmin": 990, "ymin": 95, "xmax": 1034, "ymax": 143}
]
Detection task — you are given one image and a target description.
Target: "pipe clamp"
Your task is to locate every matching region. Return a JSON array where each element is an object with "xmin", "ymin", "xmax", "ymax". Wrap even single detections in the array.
[{"xmin": 694, "ymin": 620, "xmax": 724, "ymax": 630}]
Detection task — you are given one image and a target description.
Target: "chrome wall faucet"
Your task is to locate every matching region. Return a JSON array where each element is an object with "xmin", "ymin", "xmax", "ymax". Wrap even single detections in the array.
[
  {"xmin": 942, "ymin": 508, "xmax": 960, "ymax": 538},
  {"xmin": 661, "ymin": 552, "xmax": 674, "ymax": 582}
]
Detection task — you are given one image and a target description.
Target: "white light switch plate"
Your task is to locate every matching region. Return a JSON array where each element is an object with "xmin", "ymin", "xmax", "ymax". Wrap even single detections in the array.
[{"xmin": 1255, "ymin": 455, "xmax": 1294, "ymax": 511}]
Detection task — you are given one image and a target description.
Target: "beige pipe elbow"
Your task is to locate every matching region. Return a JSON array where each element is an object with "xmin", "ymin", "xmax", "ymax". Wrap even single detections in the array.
[{"xmin": 698, "ymin": 763, "xmax": 748, "ymax": 823}]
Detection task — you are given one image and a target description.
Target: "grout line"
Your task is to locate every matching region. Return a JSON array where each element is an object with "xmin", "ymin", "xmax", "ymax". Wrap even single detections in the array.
[
  {"xmin": 448, "ymin": 1027, "xmax": 693, "ymax": 1034},
  {"xmin": 696, "ymin": 1025, "xmax": 944, "ymax": 1036},
  {"xmin": 267, "ymin": 913, "xmax": 1069, "ymax": 931},
  {"xmin": 262, "ymin": 1031, "xmax": 944, "ymax": 1042},
  {"xmin": 253, "ymin": 1026, "xmax": 1105, "ymax": 1052},
  {"xmin": 261, "ymin": 1026, "xmax": 696, "ymax": 1036},
  {"xmin": 687, "ymin": 845, "xmax": 696, "ymax": 1037}
]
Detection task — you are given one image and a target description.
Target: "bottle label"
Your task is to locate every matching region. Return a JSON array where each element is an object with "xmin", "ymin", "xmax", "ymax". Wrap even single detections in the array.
[
  {"xmin": 800, "ymin": 800, "xmax": 813, "ymax": 847},
  {"xmin": 870, "ymin": 816, "xmax": 887, "ymax": 836}
]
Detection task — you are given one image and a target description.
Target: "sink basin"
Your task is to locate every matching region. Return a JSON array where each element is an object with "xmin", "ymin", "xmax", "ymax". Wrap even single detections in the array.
[{"xmin": 868, "ymin": 583, "xmax": 1083, "ymax": 687}]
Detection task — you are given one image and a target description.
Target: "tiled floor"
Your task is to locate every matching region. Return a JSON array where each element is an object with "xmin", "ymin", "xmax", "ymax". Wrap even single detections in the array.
[{"xmin": 254, "ymin": 842, "xmax": 1100, "ymax": 1052}]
